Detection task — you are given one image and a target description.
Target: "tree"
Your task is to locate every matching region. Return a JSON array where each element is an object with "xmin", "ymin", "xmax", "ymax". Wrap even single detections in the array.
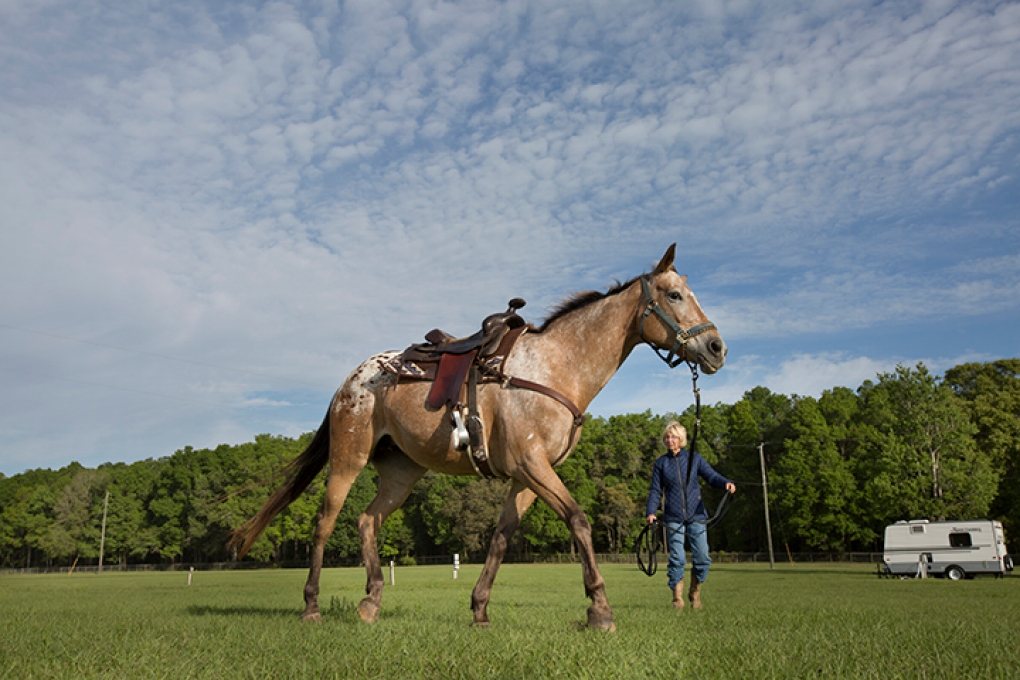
[
  {"xmin": 945, "ymin": 359, "xmax": 1020, "ymax": 545},
  {"xmin": 520, "ymin": 499, "xmax": 570, "ymax": 554},
  {"xmin": 855, "ymin": 364, "xmax": 997, "ymax": 529},
  {"xmin": 97, "ymin": 461, "xmax": 160, "ymax": 565},
  {"xmin": 0, "ymin": 483, "xmax": 56, "ymax": 568},
  {"xmin": 597, "ymin": 482, "xmax": 638, "ymax": 553},
  {"xmin": 439, "ymin": 480, "xmax": 510, "ymax": 558},
  {"xmin": 40, "ymin": 468, "xmax": 103, "ymax": 561},
  {"xmin": 379, "ymin": 508, "xmax": 415, "ymax": 560},
  {"xmin": 406, "ymin": 472, "xmax": 463, "ymax": 556},
  {"xmin": 715, "ymin": 388, "xmax": 793, "ymax": 553},
  {"xmin": 771, "ymin": 397, "xmax": 858, "ymax": 550}
]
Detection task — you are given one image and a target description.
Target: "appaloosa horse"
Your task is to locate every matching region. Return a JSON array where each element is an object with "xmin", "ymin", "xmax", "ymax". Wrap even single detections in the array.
[{"xmin": 230, "ymin": 244, "xmax": 726, "ymax": 631}]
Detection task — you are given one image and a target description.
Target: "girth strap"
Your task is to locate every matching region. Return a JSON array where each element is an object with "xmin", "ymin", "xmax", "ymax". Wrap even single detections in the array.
[
  {"xmin": 503, "ymin": 376, "xmax": 586, "ymax": 427},
  {"xmin": 492, "ymin": 373, "xmax": 587, "ymax": 469}
]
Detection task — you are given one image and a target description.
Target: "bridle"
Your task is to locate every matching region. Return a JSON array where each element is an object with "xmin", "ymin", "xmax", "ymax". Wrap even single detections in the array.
[{"xmin": 638, "ymin": 274, "xmax": 717, "ymax": 368}]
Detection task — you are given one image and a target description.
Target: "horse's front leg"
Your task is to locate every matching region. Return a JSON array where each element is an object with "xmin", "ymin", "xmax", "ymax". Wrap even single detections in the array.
[
  {"xmin": 471, "ymin": 481, "xmax": 537, "ymax": 626},
  {"xmin": 521, "ymin": 462, "xmax": 615, "ymax": 632}
]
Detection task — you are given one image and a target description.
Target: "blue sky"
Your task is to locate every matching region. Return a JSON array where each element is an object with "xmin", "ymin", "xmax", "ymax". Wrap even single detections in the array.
[{"xmin": 1, "ymin": 0, "xmax": 1018, "ymax": 476}]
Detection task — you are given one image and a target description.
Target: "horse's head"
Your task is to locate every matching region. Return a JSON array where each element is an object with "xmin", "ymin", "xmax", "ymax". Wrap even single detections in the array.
[{"xmin": 637, "ymin": 243, "xmax": 727, "ymax": 374}]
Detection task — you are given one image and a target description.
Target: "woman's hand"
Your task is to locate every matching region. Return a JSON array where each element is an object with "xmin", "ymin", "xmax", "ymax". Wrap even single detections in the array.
[
  {"xmin": 725, "ymin": 482, "xmax": 736, "ymax": 494},
  {"xmin": 646, "ymin": 514, "xmax": 657, "ymax": 524}
]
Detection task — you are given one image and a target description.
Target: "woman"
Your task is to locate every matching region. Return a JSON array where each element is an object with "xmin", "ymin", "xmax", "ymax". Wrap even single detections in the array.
[{"xmin": 645, "ymin": 421, "xmax": 735, "ymax": 609}]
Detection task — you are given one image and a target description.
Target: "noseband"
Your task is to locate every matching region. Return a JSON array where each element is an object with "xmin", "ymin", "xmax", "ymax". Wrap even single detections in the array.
[{"xmin": 638, "ymin": 275, "xmax": 717, "ymax": 368}]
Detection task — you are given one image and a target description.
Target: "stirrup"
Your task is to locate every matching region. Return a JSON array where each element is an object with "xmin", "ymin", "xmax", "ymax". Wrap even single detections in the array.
[{"xmin": 451, "ymin": 409, "xmax": 470, "ymax": 451}]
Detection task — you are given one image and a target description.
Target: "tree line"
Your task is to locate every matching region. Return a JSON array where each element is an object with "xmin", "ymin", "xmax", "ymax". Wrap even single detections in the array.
[{"xmin": 1, "ymin": 359, "xmax": 1017, "ymax": 569}]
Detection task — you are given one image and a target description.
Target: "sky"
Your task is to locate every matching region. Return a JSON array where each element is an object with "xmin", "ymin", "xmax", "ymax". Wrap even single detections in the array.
[{"xmin": 1, "ymin": 0, "xmax": 1018, "ymax": 476}]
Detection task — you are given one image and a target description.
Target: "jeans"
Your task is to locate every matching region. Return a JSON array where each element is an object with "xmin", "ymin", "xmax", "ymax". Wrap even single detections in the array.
[{"xmin": 664, "ymin": 521, "xmax": 711, "ymax": 590}]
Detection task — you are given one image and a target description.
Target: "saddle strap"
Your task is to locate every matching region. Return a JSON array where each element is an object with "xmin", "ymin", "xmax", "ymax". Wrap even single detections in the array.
[
  {"xmin": 503, "ymin": 376, "xmax": 586, "ymax": 427},
  {"xmin": 485, "ymin": 373, "xmax": 586, "ymax": 468},
  {"xmin": 466, "ymin": 364, "xmax": 497, "ymax": 479}
]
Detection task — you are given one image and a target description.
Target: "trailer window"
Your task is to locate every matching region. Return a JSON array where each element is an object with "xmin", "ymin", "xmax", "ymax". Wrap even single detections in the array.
[
  {"xmin": 949, "ymin": 532, "xmax": 972, "ymax": 548},
  {"xmin": 910, "ymin": 525, "xmax": 925, "ymax": 534}
]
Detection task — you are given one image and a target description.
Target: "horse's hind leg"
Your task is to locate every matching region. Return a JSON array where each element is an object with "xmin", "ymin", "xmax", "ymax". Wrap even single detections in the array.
[
  {"xmin": 356, "ymin": 439, "xmax": 427, "ymax": 623},
  {"xmin": 301, "ymin": 419, "xmax": 372, "ymax": 622},
  {"xmin": 471, "ymin": 480, "xmax": 537, "ymax": 626}
]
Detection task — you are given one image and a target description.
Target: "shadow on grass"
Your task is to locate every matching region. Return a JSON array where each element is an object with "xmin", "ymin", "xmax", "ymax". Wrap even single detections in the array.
[
  {"xmin": 714, "ymin": 565, "xmax": 881, "ymax": 577},
  {"xmin": 186, "ymin": 605, "xmax": 298, "ymax": 618}
]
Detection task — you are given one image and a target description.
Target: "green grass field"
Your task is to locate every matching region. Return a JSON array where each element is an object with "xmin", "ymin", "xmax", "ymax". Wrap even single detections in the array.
[{"xmin": 1, "ymin": 563, "xmax": 1016, "ymax": 679}]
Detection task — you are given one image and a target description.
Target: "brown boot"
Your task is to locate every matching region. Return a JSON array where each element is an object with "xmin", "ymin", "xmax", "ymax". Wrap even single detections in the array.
[
  {"xmin": 688, "ymin": 578, "xmax": 703, "ymax": 610},
  {"xmin": 672, "ymin": 580, "xmax": 685, "ymax": 609}
]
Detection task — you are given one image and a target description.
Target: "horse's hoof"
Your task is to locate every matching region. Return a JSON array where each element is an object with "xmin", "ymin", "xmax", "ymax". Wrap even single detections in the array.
[
  {"xmin": 357, "ymin": 599, "xmax": 380, "ymax": 624},
  {"xmin": 471, "ymin": 619, "xmax": 491, "ymax": 628},
  {"xmin": 301, "ymin": 611, "xmax": 322, "ymax": 623},
  {"xmin": 585, "ymin": 619, "xmax": 616, "ymax": 632},
  {"xmin": 587, "ymin": 608, "xmax": 616, "ymax": 632}
]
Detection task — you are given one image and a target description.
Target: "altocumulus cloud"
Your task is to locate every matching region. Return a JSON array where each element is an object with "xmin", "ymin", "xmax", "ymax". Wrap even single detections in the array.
[{"xmin": 0, "ymin": 0, "xmax": 1017, "ymax": 473}]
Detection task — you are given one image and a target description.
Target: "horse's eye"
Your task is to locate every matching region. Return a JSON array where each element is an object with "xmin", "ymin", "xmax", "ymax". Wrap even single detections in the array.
[{"xmin": 667, "ymin": 291, "xmax": 683, "ymax": 303}]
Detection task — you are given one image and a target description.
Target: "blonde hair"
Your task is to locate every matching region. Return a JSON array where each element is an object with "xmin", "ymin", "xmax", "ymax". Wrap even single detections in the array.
[{"xmin": 662, "ymin": 421, "xmax": 688, "ymax": 448}]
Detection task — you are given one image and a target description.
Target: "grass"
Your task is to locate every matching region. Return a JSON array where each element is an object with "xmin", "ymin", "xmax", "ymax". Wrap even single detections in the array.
[{"xmin": 1, "ymin": 562, "xmax": 1017, "ymax": 679}]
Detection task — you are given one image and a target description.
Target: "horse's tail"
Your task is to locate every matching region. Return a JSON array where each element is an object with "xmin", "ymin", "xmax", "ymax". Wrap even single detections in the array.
[{"xmin": 229, "ymin": 409, "xmax": 332, "ymax": 559}]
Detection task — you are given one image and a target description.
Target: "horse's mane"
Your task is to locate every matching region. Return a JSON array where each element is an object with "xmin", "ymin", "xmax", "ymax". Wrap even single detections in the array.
[{"xmin": 537, "ymin": 275, "xmax": 641, "ymax": 332}]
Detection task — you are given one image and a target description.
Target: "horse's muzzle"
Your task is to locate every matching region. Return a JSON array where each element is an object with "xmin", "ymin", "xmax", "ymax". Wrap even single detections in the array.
[{"xmin": 693, "ymin": 333, "xmax": 727, "ymax": 374}]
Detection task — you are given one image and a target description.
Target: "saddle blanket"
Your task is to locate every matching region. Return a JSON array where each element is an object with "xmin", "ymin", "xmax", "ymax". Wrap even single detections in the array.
[{"xmin": 380, "ymin": 352, "xmax": 509, "ymax": 382}]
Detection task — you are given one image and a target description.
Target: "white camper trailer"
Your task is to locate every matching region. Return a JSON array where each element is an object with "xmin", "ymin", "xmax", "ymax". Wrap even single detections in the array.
[{"xmin": 881, "ymin": 519, "xmax": 1013, "ymax": 579}]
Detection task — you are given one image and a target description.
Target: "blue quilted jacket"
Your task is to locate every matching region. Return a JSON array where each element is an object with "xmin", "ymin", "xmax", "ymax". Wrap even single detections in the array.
[{"xmin": 645, "ymin": 449, "xmax": 731, "ymax": 523}]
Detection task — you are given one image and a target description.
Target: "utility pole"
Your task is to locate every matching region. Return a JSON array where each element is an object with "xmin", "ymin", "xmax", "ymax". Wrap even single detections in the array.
[
  {"xmin": 758, "ymin": 442, "xmax": 775, "ymax": 569},
  {"xmin": 98, "ymin": 490, "xmax": 109, "ymax": 574}
]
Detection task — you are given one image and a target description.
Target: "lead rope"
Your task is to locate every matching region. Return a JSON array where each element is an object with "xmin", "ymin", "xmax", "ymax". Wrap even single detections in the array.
[
  {"xmin": 685, "ymin": 360, "xmax": 732, "ymax": 528},
  {"xmin": 684, "ymin": 361, "xmax": 700, "ymax": 488}
]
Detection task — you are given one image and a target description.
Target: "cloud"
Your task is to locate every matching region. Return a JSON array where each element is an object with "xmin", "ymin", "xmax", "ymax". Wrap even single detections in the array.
[
  {"xmin": 1, "ymin": 0, "xmax": 1018, "ymax": 474},
  {"xmin": 589, "ymin": 348, "xmax": 997, "ymax": 418},
  {"xmin": 706, "ymin": 245, "xmax": 1020, "ymax": 340}
]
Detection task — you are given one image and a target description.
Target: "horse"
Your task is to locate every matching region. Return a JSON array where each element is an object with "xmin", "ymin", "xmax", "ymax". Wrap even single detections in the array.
[{"xmin": 229, "ymin": 244, "xmax": 727, "ymax": 631}]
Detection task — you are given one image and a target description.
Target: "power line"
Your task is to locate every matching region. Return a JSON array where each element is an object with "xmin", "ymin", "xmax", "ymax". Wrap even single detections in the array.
[{"xmin": 0, "ymin": 322, "xmax": 334, "ymax": 389}]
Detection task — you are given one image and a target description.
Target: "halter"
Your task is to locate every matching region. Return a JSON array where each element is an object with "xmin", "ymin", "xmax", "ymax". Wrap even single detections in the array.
[{"xmin": 638, "ymin": 275, "xmax": 717, "ymax": 368}]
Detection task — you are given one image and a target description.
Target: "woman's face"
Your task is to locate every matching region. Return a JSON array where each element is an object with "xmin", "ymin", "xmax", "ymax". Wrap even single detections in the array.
[{"xmin": 664, "ymin": 433, "xmax": 683, "ymax": 453}]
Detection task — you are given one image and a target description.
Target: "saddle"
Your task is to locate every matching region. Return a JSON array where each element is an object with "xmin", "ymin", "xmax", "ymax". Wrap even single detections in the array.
[
  {"xmin": 388, "ymin": 298, "xmax": 528, "ymax": 403},
  {"xmin": 381, "ymin": 298, "xmax": 585, "ymax": 479},
  {"xmin": 423, "ymin": 297, "xmax": 527, "ymax": 357},
  {"xmin": 381, "ymin": 299, "xmax": 530, "ymax": 478}
]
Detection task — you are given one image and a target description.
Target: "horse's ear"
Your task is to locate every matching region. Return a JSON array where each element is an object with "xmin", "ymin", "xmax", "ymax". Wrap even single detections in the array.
[{"xmin": 652, "ymin": 243, "xmax": 676, "ymax": 275}]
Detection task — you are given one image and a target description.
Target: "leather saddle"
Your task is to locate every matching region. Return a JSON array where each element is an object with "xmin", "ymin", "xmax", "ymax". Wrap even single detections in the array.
[
  {"xmin": 383, "ymin": 298, "xmax": 528, "ymax": 410},
  {"xmin": 423, "ymin": 297, "xmax": 527, "ymax": 357},
  {"xmin": 379, "ymin": 297, "xmax": 584, "ymax": 479}
]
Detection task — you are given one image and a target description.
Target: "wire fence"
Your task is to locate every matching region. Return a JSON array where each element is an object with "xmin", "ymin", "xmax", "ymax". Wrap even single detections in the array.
[{"xmin": 1, "ymin": 551, "xmax": 885, "ymax": 575}]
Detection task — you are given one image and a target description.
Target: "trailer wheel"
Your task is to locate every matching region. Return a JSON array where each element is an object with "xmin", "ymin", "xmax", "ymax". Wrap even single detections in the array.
[{"xmin": 945, "ymin": 565, "xmax": 966, "ymax": 581}]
